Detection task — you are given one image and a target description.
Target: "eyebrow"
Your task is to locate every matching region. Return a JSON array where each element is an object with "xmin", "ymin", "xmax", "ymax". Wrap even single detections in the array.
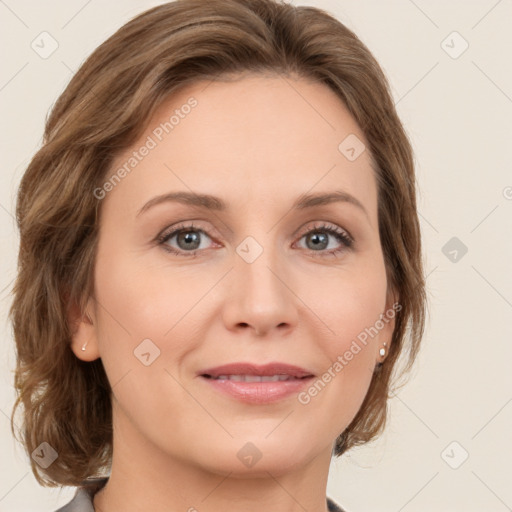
[{"xmin": 136, "ymin": 190, "xmax": 369, "ymax": 220}]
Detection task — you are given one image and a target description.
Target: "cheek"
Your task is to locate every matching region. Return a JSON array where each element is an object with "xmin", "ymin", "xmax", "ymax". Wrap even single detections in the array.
[
  {"xmin": 92, "ymin": 255, "xmax": 196, "ymax": 421},
  {"xmin": 300, "ymin": 256, "xmax": 387, "ymax": 410},
  {"xmin": 311, "ymin": 257, "xmax": 388, "ymax": 352},
  {"xmin": 92, "ymin": 244, "xmax": 208, "ymax": 381},
  {"xmin": 298, "ymin": 279, "xmax": 384, "ymax": 435},
  {"xmin": 94, "ymin": 231, "xmax": 182, "ymax": 332}
]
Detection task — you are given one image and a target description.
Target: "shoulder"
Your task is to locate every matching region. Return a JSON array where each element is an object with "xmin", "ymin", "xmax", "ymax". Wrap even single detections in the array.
[
  {"xmin": 327, "ymin": 495, "xmax": 347, "ymax": 512},
  {"xmin": 54, "ymin": 478, "xmax": 108, "ymax": 512}
]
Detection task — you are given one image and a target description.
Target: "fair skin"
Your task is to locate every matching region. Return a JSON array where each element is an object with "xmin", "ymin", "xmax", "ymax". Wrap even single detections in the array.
[{"xmin": 70, "ymin": 73, "xmax": 396, "ymax": 512}]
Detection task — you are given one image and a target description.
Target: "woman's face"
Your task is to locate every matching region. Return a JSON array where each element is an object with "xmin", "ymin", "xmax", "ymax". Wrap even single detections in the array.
[{"xmin": 74, "ymin": 73, "xmax": 396, "ymax": 476}]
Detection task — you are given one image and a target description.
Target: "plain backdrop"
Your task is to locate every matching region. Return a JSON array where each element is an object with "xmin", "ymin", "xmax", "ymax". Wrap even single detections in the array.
[{"xmin": 1, "ymin": 1, "xmax": 511, "ymax": 511}]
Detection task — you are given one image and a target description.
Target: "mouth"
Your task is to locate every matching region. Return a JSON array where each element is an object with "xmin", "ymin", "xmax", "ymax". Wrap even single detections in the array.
[{"xmin": 198, "ymin": 362, "xmax": 315, "ymax": 404}]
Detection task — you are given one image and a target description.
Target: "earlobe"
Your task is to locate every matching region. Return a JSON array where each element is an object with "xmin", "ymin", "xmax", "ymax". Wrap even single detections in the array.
[
  {"xmin": 377, "ymin": 289, "xmax": 400, "ymax": 365},
  {"xmin": 68, "ymin": 298, "xmax": 100, "ymax": 362}
]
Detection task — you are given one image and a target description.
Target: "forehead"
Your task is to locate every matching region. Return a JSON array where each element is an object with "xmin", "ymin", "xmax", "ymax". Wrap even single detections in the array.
[{"xmin": 103, "ymin": 73, "xmax": 378, "ymax": 222}]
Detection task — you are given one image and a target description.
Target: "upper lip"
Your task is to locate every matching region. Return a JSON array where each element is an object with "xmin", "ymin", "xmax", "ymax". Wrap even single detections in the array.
[{"xmin": 199, "ymin": 362, "xmax": 315, "ymax": 379}]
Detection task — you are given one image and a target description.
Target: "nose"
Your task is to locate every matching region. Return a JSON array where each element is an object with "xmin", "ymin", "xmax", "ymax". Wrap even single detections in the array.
[{"xmin": 221, "ymin": 241, "xmax": 299, "ymax": 337}]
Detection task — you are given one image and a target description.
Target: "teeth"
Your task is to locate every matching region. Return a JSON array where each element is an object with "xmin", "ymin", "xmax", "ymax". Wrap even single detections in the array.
[{"xmin": 214, "ymin": 375, "xmax": 295, "ymax": 382}]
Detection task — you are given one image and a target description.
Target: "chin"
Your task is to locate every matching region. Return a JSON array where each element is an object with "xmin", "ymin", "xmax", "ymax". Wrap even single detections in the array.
[{"xmin": 190, "ymin": 435, "xmax": 315, "ymax": 477}]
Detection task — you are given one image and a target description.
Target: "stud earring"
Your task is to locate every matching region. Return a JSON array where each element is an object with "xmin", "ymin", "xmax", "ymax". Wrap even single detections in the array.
[
  {"xmin": 379, "ymin": 342, "xmax": 387, "ymax": 357},
  {"xmin": 81, "ymin": 341, "xmax": 88, "ymax": 351}
]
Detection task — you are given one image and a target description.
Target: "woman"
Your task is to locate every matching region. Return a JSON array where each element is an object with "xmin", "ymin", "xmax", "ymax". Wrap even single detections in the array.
[{"xmin": 9, "ymin": 1, "xmax": 426, "ymax": 511}]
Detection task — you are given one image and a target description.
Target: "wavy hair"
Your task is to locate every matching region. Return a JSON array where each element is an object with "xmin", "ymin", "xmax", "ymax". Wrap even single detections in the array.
[{"xmin": 9, "ymin": 0, "xmax": 426, "ymax": 487}]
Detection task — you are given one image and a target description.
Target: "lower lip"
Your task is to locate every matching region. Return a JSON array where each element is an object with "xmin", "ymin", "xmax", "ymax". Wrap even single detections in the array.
[{"xmin": 200, "ymin": 376, "xmax": 314, "ymax": 404}]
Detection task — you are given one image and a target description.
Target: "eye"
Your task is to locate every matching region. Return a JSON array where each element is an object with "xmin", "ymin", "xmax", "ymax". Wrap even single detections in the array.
[
  {"xmin": 156, "ymin": 221, "xmax": 354, "ymax": 258},
  {"xmin": 294, "ymin": 222, "xmax": 354, "ymax": 257},
  {"xmin": 156, "ymin": 222, "xmax": 214, "ymax": 257}
]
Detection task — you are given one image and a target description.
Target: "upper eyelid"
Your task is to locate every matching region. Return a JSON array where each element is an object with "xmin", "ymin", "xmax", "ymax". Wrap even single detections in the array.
[{"xmin": 298, "ymin": 221, "xmax": 352, "ymax": 240}]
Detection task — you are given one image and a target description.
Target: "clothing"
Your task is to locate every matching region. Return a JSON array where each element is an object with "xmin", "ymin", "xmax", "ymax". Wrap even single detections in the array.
[{"xmin": 55, "ymin": 477, "xmax": 346, "ymax": 511}]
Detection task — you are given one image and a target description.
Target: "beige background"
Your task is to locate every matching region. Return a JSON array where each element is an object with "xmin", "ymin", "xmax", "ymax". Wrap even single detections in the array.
[{"xmin": 1, "ymin": 1, "xmax": 511, "ymax": 511}]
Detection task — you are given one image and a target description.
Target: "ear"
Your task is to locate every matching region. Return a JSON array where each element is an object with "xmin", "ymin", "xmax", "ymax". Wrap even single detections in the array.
[
  {"xmin": 67, "ymin": 296, "xmax": 101, "ymax": 362},
  {"xmin": 377, "ymin": 286, "xmax": 400, "ymax": 364}
]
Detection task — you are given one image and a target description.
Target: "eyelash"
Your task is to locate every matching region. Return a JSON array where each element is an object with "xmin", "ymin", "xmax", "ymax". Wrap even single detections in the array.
[{"xmin": 156, "ymin": 221, "xmax": 354, "ymax": 258}]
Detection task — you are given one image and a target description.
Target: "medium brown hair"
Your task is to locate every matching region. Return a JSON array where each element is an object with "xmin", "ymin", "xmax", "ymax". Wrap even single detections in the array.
[{"xmin": 10, "ymin": 0, "xmax": 426, "ymax": 487}]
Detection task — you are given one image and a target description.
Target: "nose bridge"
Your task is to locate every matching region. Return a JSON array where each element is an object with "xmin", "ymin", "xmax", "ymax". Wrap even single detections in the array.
[
  {"xmin": 223, "ymin": 223, "xmax": 298, "ymax": 334},
  {"xmin": 235, "ymin": 228, "xmax": 286, "ymax": 300}
]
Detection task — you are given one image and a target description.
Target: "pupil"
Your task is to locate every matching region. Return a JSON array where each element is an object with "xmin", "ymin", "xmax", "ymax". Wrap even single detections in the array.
[{"xmin": 309, "ymin": 232, "xmax": 327, "ymax": 250}]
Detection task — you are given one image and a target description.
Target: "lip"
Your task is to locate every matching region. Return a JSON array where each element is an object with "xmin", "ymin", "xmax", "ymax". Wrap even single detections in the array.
[
  {"xmin": 198, "ymin": 362, "xmax": 315, "ymax": 404},
  {"xmin": 198, "ymin": 362, "xmax": 315, "ymax": 379}
]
